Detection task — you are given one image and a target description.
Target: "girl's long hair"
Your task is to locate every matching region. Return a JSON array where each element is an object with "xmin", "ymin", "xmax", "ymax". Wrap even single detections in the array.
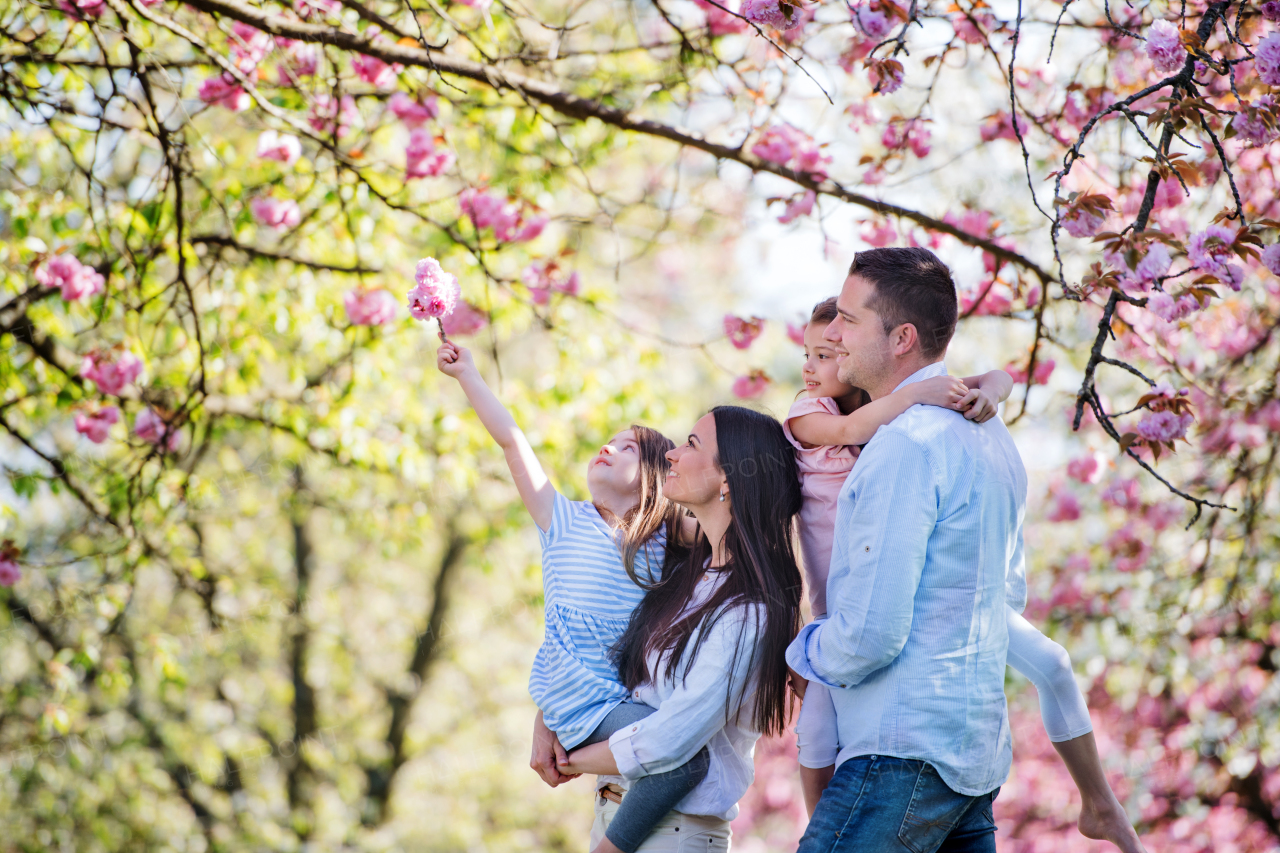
[
  {"xmin": 806, "ymin": 296, "xmax": 870, "ymax": 412},
  {"xmin": 615, "ymin": 424, "xmax": 680, "ymax": 585},
  {"xmin": 612, "ymin": 406, "xmax": 803, "ymax": 737}
]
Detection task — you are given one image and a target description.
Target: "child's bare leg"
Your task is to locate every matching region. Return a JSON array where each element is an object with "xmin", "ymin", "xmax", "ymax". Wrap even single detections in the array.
[
  {"xmin": 1052, "ymin": 732, "xmax": 1145, "ymax": 853},
  {"xmin": 801, "ymin": 764, "xmax": 835, "ymax": 818}
]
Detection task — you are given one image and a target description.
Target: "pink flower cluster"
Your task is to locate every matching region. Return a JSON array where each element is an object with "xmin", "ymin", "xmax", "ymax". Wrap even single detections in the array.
[
  {"xmin": 1045, "ymin": 488, "xmax": 1081, "ymax": 522},
  {"xmin": 405, "ymin": 130, "xmax": 454, "ymax": 179},
  {"xmin": 58, "ymin": 0, "xmax": 105, "ymax": 20},
  {"xmin": 388, "ymin": 92, "xmax": 439, "ymax": 126},
  {"xmin": 750, "ymin": 124, "xmax": 831, "ymax": 178},
  {"xmin": 1060, "ymin": 207, "xmax": 1106, "ymax": 238},
  {"xmin": 343, "ymin": 288, "xmax": 398, "ymax": 326},
  {"xmin": 851, "ymin": 4, "xmax": 892, "ymax": 40},
  {"xmin": 777, "ymin": 190, "xmax": 815, "ymax": 224},
  {"xmin": 1066, "ymin": 454, "xmax": 1101, "ymax": 483},
  {"xmin": 522, "ymin": 260, "xmax": 580, "ymax": 304},
  {"xmin": 251, "ymin": 197, "xmax": 302, "ymax": 231},
  {"xmin": 1146, "ymin": 20, "xmax": 1185, "ymax": 77},
  {"xmin": 732, "ymin": 370, "xmax": 771, "ymax": 399},
  {"xmin": 135, "ymin": 408, "xmax": 181, "ymax": 451},
  {"xmin": 81, "ymin": 350, "xmax": 143, "ymax": 395},
  {"xmin": 256, "ymin": 130, "xmax": 302, "ymax": 165},
  {"xmin": 742, "ymin": 0, "xmax": 803, "ymax": 29},
  {"xmin": 1135, "ymin": 409, "xmax": 1194, "ymax": 443},
  {"xmin": 75, "ymin": 405, "xmax": 120, "ymax": 444},
  {"xmin": 724, "ymin": 315, "xmax": 765, "ymax": 349},
  {"xmin": 459, "ymin": 188, "xmax": 546, "ymax": 243},
  {"xmin": 353, "ymin": 54, "xmax": 399, "ymax": 88},
  {"xmin": 0, "ymin": 542, "xmax": 20, "ymax": 587},
  {"xmin": 861, "ymin": 219, "xmax": 897, "ymax": 247},
  {"xmin": 786, "ymin": 322, "xmax": 807, "ymax": 345},
  {"xmin": 275, "ymin": 38, "xmax": 319, "ymax": 80},
  {"xmin": 1263, "ymin": 0, "xmax": 1280, "ymax": 21},
  {"xmin": 979, "ymin": 111, "xmax": 1028, "ymax": 143},
  {"xmin": 866, "ymin": 57, "xmax": 904, "ymax": 94},
  {"xmin": 36, "ymin": 254, "xmax": 105, "ymax": 302},
  {"xmin": 1188, "ymin": 224, "xmax": 1243, "ymax": 290},
  {"xmin": 1263, "ymin": 244, "xmax": 1280, "ymax": 276},
  {"xmin": 1147, "ymin": 289, "xmax": 1201, "ymax": 322},
  {"xmin": 882, "ymin": 119, "xmax": 930, "ymax": 158},
  {"xmin": 229, "ymin": 22, "xmax": 270, "ymax": 67},
  {"xmin": 408, "ymin": 258, "xmax": 460, "ymax": 320},
  {"xmin": 199, "ymin": 74, "xmax": 251, "ymax": 112},
  {"xmin": 1256, "ymin": 34, "xmax": 1280, "ymax": 87},
  {"xmin": 308, "ymin": 94, "xmax": 359, "ymax": 137},
  {"xmin": 1006, "ymin": 358, "xmax": 1055, "ymax": 386},
  {"xmin": 441, "ymin": 301, "xmax": 489, "ymax": 336},
  {"xmin": 1133, "ymin": 243, "xmax": 1172, "ymax": 287},
  {"xmin": 960, "ymin": 284, "xmax": 1013, "ymax": 316},
  {"xmin": 694, "ymin": 0, "xmax": 749, "ymax": 35},
  {"xmin": 1230, "ymin": 96, "xmax": 1278, "ymax": 147}
]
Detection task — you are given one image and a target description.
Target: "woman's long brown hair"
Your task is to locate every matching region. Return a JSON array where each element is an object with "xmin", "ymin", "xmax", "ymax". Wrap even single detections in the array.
[
  {"xmin": 616, "ymin": 424, "xmax": 680, "ymax": 585},
  {"xmin": 612, "ymin": 406, "xmax": 803, "ymax": 737}
]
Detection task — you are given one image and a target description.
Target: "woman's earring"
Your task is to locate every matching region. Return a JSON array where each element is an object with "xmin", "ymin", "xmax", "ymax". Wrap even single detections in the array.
[{"xmin": 719, "ymin": 492, "xmax": 727, "ymax": 502}]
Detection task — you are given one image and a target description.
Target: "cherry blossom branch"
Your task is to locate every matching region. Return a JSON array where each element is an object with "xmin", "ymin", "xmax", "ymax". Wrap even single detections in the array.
[{"xmin": 188, "ymin": 234, "xmax": 381, "ymax": 274}]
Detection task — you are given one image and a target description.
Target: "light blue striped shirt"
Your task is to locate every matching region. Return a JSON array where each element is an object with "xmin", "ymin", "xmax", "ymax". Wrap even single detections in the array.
[
  {"xmin": 529, "ymin": 490, "xmax": 666, "ymax": 750},
  {"xmin": 785, "ymin": 362, "xmax": 1028, "ymax": 796}
]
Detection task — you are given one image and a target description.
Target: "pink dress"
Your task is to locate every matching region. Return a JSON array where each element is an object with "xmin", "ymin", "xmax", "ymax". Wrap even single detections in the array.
[{"xmin": 782, "ymin": 397, "xmax": 858, "ymax": 618}]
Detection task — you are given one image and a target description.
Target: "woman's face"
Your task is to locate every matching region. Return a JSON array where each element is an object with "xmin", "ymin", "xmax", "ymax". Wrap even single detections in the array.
[
  {"xmin": 802, "ymin": 320, "xmax": 856, "ymax": 399},
  {"xmin": 663, "ymin": 413, "xmax": 724, "ymax": 507}
]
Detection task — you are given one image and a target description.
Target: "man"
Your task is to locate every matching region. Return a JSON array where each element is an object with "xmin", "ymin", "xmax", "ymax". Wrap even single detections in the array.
[{"xmin": 786, "ymin": 247, "xmax": 1028, "ymax": 853}]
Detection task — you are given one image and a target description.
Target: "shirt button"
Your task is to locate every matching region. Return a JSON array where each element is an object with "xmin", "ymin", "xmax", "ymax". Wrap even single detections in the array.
[{"xmin": 632, "ymin": 726, "xmax": 638, "ymax": 732}]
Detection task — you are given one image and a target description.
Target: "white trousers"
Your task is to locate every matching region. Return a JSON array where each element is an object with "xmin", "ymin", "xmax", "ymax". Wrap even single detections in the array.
[{"xmin": 589, "ymin": 794, "xmax": 732, "ymax": 852}]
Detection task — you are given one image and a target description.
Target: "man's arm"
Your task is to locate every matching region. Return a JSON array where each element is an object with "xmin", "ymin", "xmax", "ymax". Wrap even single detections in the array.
[{"xmin": 785, "ymin": 429, "xmax": 937, "ymax": 688}]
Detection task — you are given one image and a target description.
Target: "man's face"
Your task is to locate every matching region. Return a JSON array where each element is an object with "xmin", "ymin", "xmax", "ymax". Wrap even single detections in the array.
[{"xmin": 824, "ymin": 273, "xmax": 896, "ymax": 395}]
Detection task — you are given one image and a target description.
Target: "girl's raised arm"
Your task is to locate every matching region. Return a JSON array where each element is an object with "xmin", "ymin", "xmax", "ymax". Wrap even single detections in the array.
[
  {"xmin": 437, "ymin": 342, "xmax": 555, "ymax": 531},
  {"xmin": 788, "ymin": 375, "xmax": 969, "ymax": 448}
]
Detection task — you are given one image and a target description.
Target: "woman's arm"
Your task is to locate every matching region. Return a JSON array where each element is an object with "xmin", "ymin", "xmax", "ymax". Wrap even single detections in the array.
[
  {"xmin": 568, "ymin": 603, "xmax": 764, "ymax": 780},
  {"xmin": 955, "ymin": 369, "xmax": 1014, "ymax": 423},
  {"xmin": 788, "ymin": 375, "xmax": 970, "ymax": 447},
  {"xmin": 438, "ymin": 342, "xmax": 554, "ymax": 531}
]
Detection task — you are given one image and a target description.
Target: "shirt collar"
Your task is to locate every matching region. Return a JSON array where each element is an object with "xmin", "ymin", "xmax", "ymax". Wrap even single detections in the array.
[{"xmin": 890, "ymin": 360, "xmax": 948, "ymax": 395}]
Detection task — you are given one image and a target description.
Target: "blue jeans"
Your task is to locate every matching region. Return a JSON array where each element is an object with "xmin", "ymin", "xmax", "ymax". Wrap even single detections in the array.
[{"xmin": 797, "ymin": 755, "xmax": 999, "ymax": 853}]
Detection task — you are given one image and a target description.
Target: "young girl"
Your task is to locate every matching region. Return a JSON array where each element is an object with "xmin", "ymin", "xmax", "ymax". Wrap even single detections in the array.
[
  {"xmin": 437, "ymin": 341, "xmax": 708, "ymax": 853},
  {"xmin": 785, "ymin": 298, "xmax": 1144, "ymax": 853}
]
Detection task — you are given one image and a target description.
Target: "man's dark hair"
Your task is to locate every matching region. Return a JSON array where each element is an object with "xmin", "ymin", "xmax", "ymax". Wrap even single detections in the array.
[{"xmin": 847, "ymin": 247, "xmax": 958, "ymax": 360}]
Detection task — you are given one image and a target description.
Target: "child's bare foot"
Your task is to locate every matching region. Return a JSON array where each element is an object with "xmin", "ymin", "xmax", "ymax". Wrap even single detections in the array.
[{"xmin": 1078, "ymin": 797, "xmax": 1146, "ymax": 853}]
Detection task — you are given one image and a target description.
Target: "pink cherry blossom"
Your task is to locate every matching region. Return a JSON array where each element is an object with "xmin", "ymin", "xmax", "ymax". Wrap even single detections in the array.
[
  {"xmin": 256, "ymin": 130, "xmax": 302, "ymax": 165},
  {"xmin": 441, "ymin": 301, "xmax": 489, "ymax": 336},
  {"xmin": 58, "ymin": 0, "xmax": 105, "ymax": 20},
  {"xmin": 1006, "ymin": 358, "xmax": 1055, "ymax": 386},
  {"xmin": 293, "ymin": 0, "xmax": 340, "ymax": 18},
  {"xmin": 0, "ymin": 544, "xmax": 20, "ymax": 588},
  {"xmin": 408, "ymin": 258, "xmax": 460, "ymax": 319},
  {"xmin": 1231, "ymin": 96, "xmax": 1278, "ymax": 146},
  {"xmin": 522, "ymin": 261, "xmax": 579, "ymax": 304},
  {"xmin": 742, "ymin": 0, "xmax": 803, "ymax": 29},
  {"xmin": 866, "ymin": 58, "xmax": 904, "ymax": 93},
  {"xmin": 198, "ymin": 73, "xmax": 251, "ymax": 112},
  {"xmin": 277, "ymin": 39, "xmax": 319, "ymax": 80},
  {"xmin": 388, "ymin": 91, "xmax": 439, "ymax": 127},
  {"xmin": 952, "ymin": 12, "xmax": 995, "ymax": 44},
  {"xmin": 732, "ymin": 371, "xmax": 771, "ymax": 399},
  {"xmin": 230, "ymin": 22, "xmax": 271, "ymax": 66},
  {"xmin": 979, "ymin": 111, "xmax": 1028, "ymax": 142},
  {"xmin": 750, "ymin": 124, "xmax": 830, "ymax": 177},
  {"xmin": 1256, "ymin": 34, "xmax": 1280, "ymax": 87},
  {"xmin": 1046, "ymin": 489, "xmax": 1081, "ymax": 522},
  {"xmin": 1107, "ymin": 524, "xmax": 1152, "ymax": 571},
  {"xmin": 1262, "ymin": 0, "xmax": 1280, "ymax": 20},
  {"xmin": 786, "ymin": 322, "xmax": 807, "ymax": 345},
  {"xmin": 1135, "ymin": 243, "xmax": 1172, "ymax": 284},
  {"xmin": 861, "ymin": 219, "xmax": 897, "ymax": 247},
  {"xmin": 343, "ymin": 288, "xmax": 398, "ymax": 326},
  {"xmin": 1067, "ymin": 454, "xmax": 1101, "ymax": 483},
  {"xmin": 1147, "ymin": 289, "xmax": 1202, "ymax": 322},
  {"xmin": 134, "ymin": 408, "xmax": 181, "ymax": 451},
  {"xmin": 1262, "ymin": 243, "xmax": 1280, "ymax": 276},
  {"xmin": 250, "ymin": 197, "xmax": 302, "ymax": 231},
  {"xmin": 75, "ymin": 405, "xmax": 120, "ymax": 444},
  {"xmin": 884, "ymin": 120, "xmax": 931, "ymax": 159},
  {"xmin": 459, "ymin": 188, "xmax": 544, "ymax": 243},
  {"xmin": 724, "ymin": 315, "xmax": 765, "ymax": 349},
  {"xmin": 1060, "ymin": 207, "xmax": 1106, "ymax": 238},
  {"xmin": 36, "ymin": 254, "xmax": 105, "ymax": 302},
  {"xmin": 81, "ymin": 350, "xmax": 143, "ymax": 395},
  {"xmin": 1101, "ymin": 477, "xmax": 1141, "ymax": 510},
  {"xmin": 352, "ymin": 54, "xmax": 398, "ymax": 88},
  {"xmin": 455, "ymin": 0, "xmax": 493, "ymax": 8},
  {"xmin": 852, "ymin": 4, "xmax": 892, "ymax": 39},
  {"xmin": 1136, "ymin": 409, "xmax": 1194, "ymax": 443},
  {"xmin": 1188, "ymin": 224, "xmax": 1243, "ymax": 289},
  {"xmin": 960, "ymin": 284, "xmax": 1012, "ymax": 316},
  {"xmin": 778, "ymin": 190, "xmax": 815, "ymax": 224},
  {"xmin": 694, "ymin": 0, "xmax": 750, "ymax": 35},
  {"xmin": 308, "ymin": 94, "xmax": 358, "ymax": 137},
  {"xmin": 405, "ymin": 129, "xmax": 455, "ymax": 179},
  {"xmin": 1146, "ymin": 20, "xmax": 1185, "ymax": 76}
]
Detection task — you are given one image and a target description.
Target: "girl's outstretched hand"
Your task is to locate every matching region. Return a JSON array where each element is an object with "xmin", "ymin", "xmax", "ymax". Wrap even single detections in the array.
[
  {"xmin": 437, "ymin": 341, "xmax": 476, "ymax": 379},
  {"xmin": 915, "ymin": 375, "xmax": 970, "ymax": 410}
]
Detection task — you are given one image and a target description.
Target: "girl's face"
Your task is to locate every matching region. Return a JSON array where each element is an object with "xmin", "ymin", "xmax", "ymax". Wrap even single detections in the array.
[
  {"xmin": 803, "ymin": 320, "xmax": 857, "ymax": 399},
  {"xmin": 586, "ymin": 429, "xmax": 643, "ymax": 499},
  {"xmin": 662, "ymin": 414, "xmax": 725, "ymax": 507}
]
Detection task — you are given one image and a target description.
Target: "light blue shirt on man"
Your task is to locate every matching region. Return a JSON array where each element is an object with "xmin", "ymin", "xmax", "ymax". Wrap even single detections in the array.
[{"xmin": 785, "ymin": 361, "xmax": 1028, "ymax": 797}]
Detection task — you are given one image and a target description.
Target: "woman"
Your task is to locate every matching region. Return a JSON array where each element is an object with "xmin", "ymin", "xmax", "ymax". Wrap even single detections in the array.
[{"xmin": 533, "ymin": 406, "xmax": 804, "ymax": 852}]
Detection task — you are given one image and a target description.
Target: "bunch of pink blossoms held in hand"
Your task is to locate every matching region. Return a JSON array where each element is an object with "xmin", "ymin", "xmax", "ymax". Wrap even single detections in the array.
[
  {"xmin": 1145, "ymin": 21, "xmax": 1186, "ymax": 77},
  {"xmin": 408, "ymin": 258, "xmax": 460, "ymax": 320},
  {"xmin": 36, "ymin": 254, "xmax": 105, "ymax": 302}
]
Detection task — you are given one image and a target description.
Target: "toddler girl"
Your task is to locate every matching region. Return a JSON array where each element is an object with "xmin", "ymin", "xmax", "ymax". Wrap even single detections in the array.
[
  {"xmin": 783, "ymin": 298, "xmax": 1143, "ymax": 853},
  {"xmin": 437, "ymin": 341, "xmax": 707, "ymax": 853}
]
